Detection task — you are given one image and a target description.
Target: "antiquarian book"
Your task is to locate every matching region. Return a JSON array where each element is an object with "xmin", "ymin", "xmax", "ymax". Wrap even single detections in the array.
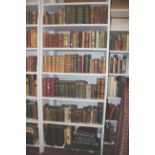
[
  {"xmin": 26, "ymin": 123, "xmax": 38, "ymax": 145},
  {"xmin": 26, "ymin": 29, "xmax": 37, "ymax": 48},
  {"xmin": 26, "ymin": 100, "xmax": 38, "ymax": 119},
  {"xmin": 26, "ymin": 75, "xmax": 37, "ymax": 96}
]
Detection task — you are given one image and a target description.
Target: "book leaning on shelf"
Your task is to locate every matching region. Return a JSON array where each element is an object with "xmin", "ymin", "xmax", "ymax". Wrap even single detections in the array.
[{"xmin": 106, "ymin": 103, "xmax": 120, "ymax": 120}]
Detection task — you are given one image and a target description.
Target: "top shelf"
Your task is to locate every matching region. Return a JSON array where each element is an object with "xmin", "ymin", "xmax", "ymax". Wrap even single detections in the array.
[{"xmin": 43, "ymin": 2, "xmax": 109, "ymax": 6}]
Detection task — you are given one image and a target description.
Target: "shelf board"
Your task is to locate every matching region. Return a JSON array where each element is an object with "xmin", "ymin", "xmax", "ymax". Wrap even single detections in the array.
[
  {"xmin": 26, "ymin": 143, "xmax": 39, "ymax": 147},
  {"xmin": 110, "ymin": 27, "xmax": 129, "ymax": 32},
  {"xmin": 111, "ymin": 8, "xmax": 129, "ymax": 18},
  {"xmin": 43, "ymin": 120, "xmax": 103, "ymax": 128},
  {"xmin": 107, "ymin": 96, "xmax": 121, "ymax": 104},
  {"xmin": 43, "ymin": 48, "xmax": 107, "ymax": 52},
  {"xmin": 26, "ymin": 24, "xmax": 38, "ymax": 27},
  {"xmin": 26, "ymin": 3, "xmax": 38, "ymax": 6},
  {"xmin": 26, "ymin": 96, "xmax": 38, "ymax": 100},
  {"xmin": 104, "ymin": 142, "xmax": 115, "ymax": 145},
  {"xmin": 26, "ymin": 71, "xmax": 37, "ymax": 75},
  {"xmin": 43, "ymin": 2, "xmax": 108, "ymax": 6},
  {"xmin": 44, "ymin": 144, "xmax": 65, "ymax": 149},
  {"xmin": 109, "ymin": 50, "xmax": 129, "ymax": 54},
  {"xmin": 105, "ymin": 119, "xmax": 118, "ymax": 123},
  {"xmin": 43, "ymin": 24, "xmax": 108, "ymax": 29},
  {"xmin": 26, "ymin": 48, "xmax": 38, "ymax": 51},
  {"xmin": 108, "ymin": 73, "xmax": 129, "ymax": 77},
  {"xmin": 42, "ymin": 97, "xmax": 105, "ymax": 103},
  {"xmin": 42, "ymin": 72, "xmax": 106, "ymax": 77},
  {"xmin": 26, "ymin": 118, "xmax": 38, "ymax": 124},
  {"xmin": 110, "ymin": 18, "xmax": 129, "ymax": 31}
]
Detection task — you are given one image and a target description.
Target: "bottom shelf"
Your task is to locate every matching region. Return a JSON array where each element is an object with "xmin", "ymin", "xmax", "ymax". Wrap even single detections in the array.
[
  {"xmin": 64, "ymin": 144, "xmax": 100, "ymax": 154},
  {"xmin": 26, "ymin": 140, "xmax": 39, "ymax": 148},
  {"xmin": 44, "ymin": 143, "xmax": 65, "ymax": 149},
  {"xmin": 104, "ymin": 141, "xmax": 115, "ymax": 145}
]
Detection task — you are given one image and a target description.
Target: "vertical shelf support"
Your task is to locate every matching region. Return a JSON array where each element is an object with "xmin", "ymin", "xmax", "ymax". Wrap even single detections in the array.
[
  {"xmin": 38, "ymin": 0, "xmax": 44, "ymax": 153},
  {"xmin": 100, "ymin": 0, "xmax": 111, "ymax": 155}
]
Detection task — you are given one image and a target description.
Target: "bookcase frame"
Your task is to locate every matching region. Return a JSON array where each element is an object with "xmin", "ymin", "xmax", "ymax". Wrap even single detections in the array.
[{"xmin": 26, "ymin": 0, "xmax": 129, "ymax": 155}]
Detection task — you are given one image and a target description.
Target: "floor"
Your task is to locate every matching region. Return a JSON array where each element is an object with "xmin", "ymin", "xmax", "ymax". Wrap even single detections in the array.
[{"xmin": 26, "ymin": 145, "xmax": 115, "ymax": 155}]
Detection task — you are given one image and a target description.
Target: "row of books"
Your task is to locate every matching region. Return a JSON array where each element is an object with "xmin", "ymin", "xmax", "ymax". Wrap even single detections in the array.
[
  {"xmin": 26, "ymin": 29, "xmax": 37, "ymax": 48},
  {"xmin": 26, "ymin": 11, "xmax": 38, "ymax": 24},
  {"xmin": 43, "ymin": 103, "xmax": 103, "ymax": 124},
  {"xmin": 104, "ymin": 122, "xmax": 116, "ymax": 143},
  {"xmin": 26, "ymin": 123, "xmax": 38, "ymax": 145},
  {"xmin": 64, "ymin": 0, "xmax": 106, "ymax": 2},
  {"xmin": 108, "ymin": 76, "xmax": 128, "ymax": 97},
  {"xmin": 44, "ymin": 124, "xmax": 100, "ymax": 151},
  {"xmin": 106, "ymin": 103, "xmax": 120, "ymax": 120},
  {"xmin": 26, "ymin": 75, "xmax": 37, "ymax": 97},
  {"xmin": 43, "ymin": 31, "xmax": 107, "ymax": 48},
  {"xmin": 26, "ymin": 100, "xmax": 38, "ymax": 119},
  {"xmin": 26, "ymin": 56, "xmax": 37, "ymax": 72},
  {"xmin": 42, "ymin": 78, "xmax": 105, "ymax": 99},
  {"xmin": 109, "ymin": 55, "xmax": 128, "ymax": 74},
  {"xmin": 43, "ymin": 54, "xmax": 106, "ymax": 73},
  {"xmin": 43, "ymin": 6, "xmax": 107, "ymax": 24},
  {"xmin": 109, "ymin": 32, "xmax": 129, "ymax": 51}
]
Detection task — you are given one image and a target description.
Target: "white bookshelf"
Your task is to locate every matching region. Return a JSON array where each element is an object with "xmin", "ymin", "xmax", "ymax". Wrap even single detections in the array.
[{"xmin": 26, "ymin": 0, "xmax": 129, "ymax": 154}]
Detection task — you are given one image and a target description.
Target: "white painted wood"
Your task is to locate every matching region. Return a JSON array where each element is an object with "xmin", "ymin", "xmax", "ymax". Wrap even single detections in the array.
[
  {"xmin": 26, "ymin": 72, "xmax": 37, "ymax": 75},
  {"xmin": 26, "ymin": 118, "xmax": 38, "ymax": 124},
  {"xmin": 110, "ymin": 50, "xmax": 129, "ymax": 54},
  {"xmin": 43, "ymin": 47, "xmax": 108, "ymax": 51},
  {"xmin": 42, "ymin": 72, "xmax": 106, "ymax": 77},
  {"xmin": 111, "ymin": 9, "xmax": 129, "ymax": 18},
  {"xmin": 26, "ymin": 96, "xmax": 38, "ymax": 100},
  {"xmin": 43, "ymin": 120, "xmax": 103, "ymax": 128},
  {"xmin": 109, "ymin": 73, "xmax": 129, "ymax": 77},
  {"xmin": 26, "ymin": 0, "xmax": 129, "ymax": 155},
  {"xmin": 100, "ymin": 1, "xmax": 111, "ymax": 155},
  {"xmin": 42, "ymin": 96, "xmax": 105, "ymax": 103},
  {"xmin": 43, "ymin": 2, "xmax": 109, "ymax": 6}
]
